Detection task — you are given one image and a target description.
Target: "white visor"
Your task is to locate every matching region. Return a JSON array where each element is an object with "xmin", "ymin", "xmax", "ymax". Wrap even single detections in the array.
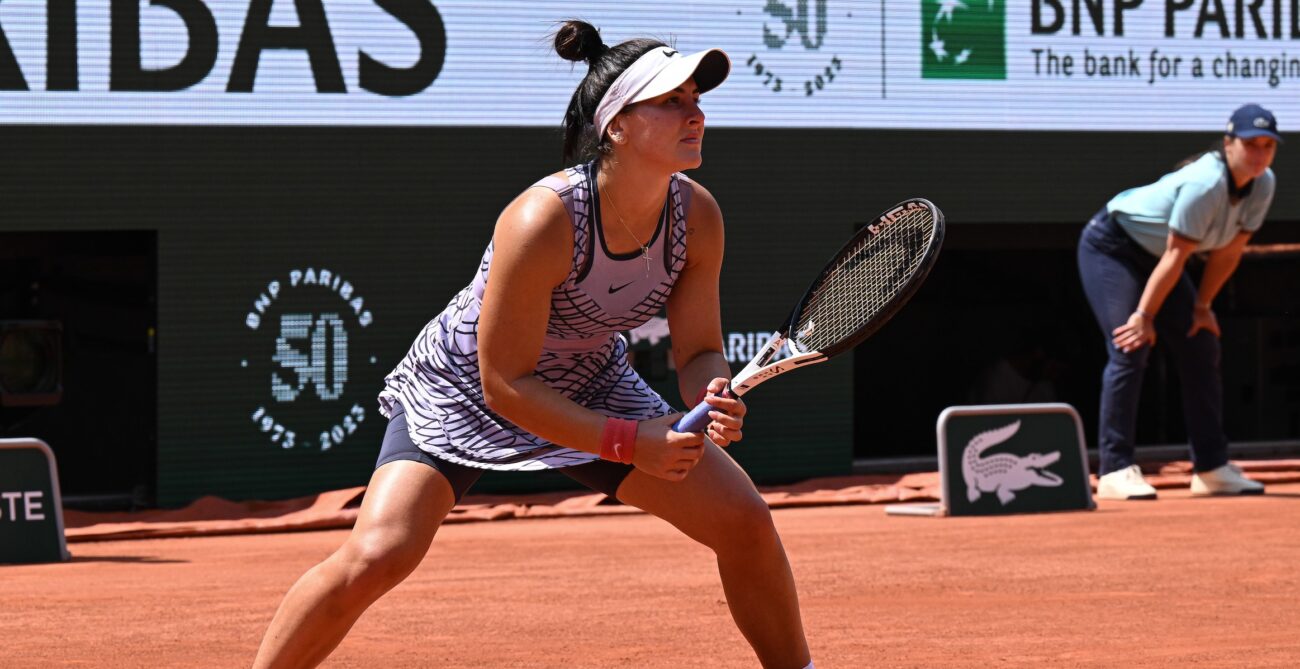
[{"xmin": 593, "ymin": 46, "xmax": 730, "ymax": 142}]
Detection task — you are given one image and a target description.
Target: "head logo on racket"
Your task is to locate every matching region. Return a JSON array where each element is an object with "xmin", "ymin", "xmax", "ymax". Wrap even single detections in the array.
[{"xmin": 675, "ymin": 198, "xmax": 945, "ymax": 433}]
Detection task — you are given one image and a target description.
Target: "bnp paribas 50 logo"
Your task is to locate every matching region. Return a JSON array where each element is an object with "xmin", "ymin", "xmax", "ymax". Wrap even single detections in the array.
[
  {"xmin": 241, "ymin": 267, "xmax": 377, "ymax": 452},
  {"xmin": 922, "ymin": 0, "xmax": 1006, "ymax": 80},
  {"xmin": 742, "ymin": 1, "xmax": 846, "ymax": 97}
]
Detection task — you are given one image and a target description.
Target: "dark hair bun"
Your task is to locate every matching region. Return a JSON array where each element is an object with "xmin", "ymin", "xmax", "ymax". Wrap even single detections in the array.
[{"xmin": 554, "ymin": 20, "xmax": 607, "ymax": 65}]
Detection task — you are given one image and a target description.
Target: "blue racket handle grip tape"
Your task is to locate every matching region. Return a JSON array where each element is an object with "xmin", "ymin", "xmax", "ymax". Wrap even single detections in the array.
[{"xmin": 672, "ymin": 386, "xmax": 734, "ymax": 433}]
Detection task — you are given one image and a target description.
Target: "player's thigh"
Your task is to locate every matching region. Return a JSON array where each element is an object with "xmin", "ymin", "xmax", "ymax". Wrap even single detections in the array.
[
  {"xmin": 343, "ymin": 460, "xmax": 455, "ymax": 575},
  {"xmin": 615, "ymin": 443, "xmax": 775, "ymax": 551}
]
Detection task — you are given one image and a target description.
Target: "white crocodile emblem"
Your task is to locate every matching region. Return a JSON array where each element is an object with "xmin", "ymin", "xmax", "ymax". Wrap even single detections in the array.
[{"xmin": 962, "ymin": 420, "xmax": 1063, "ymax": 505}]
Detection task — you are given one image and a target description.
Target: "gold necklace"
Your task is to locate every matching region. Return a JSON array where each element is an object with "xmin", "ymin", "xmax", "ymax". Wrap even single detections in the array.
[{"xmin": 600, "ymin": 182, "xmax": 653, "ymax": 277}]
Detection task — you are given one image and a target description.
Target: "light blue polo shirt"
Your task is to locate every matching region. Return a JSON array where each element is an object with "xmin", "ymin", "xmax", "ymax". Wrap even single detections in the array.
[{"xmin": 1106, "ymin": 152, "xmax": 1275, "ymax": 256}]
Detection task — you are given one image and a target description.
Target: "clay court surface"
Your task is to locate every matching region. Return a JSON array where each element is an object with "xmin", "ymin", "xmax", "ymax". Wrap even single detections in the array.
[{"xmin": 6, "ymin": 484, "xmax": 1300, "ymax": 668}]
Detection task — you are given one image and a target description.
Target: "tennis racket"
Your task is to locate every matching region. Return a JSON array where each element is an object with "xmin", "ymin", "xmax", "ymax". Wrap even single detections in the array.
[{"xmin": 673, "ymin": 197, "xmax": 945, "ymax": 432}]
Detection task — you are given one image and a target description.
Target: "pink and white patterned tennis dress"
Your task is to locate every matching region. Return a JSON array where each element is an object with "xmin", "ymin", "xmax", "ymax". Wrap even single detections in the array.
[{"xmin": 378, "ymin": 161, "xmax": 691, "ymax": 471}]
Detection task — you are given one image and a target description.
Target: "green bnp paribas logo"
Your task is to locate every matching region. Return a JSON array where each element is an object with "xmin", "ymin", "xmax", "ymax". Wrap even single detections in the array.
[{"xmin": 922, "ymin": 0, "xmax": 1006, "ymax": 80}]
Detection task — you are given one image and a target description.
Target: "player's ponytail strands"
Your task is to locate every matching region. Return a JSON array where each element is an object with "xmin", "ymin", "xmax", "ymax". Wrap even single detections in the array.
[
  {"xmin": 552, "ymin": 21, "xmax": 728, "ymax": 163},
  {"xmin": 599, "ymin": 417, "xmax": 637, "ymax": 464}
]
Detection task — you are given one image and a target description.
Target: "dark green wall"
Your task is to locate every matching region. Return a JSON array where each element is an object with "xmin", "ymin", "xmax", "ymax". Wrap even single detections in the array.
[{"xmin": 2, "ymin": 126, "xmax": 1295, "ymax": 505}]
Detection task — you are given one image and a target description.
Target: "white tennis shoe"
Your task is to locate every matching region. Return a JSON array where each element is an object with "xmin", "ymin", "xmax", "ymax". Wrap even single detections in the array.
[
  {"xmin": 1190, "ymin": 463, "xmax": 1265, "ymax": 496},
  {"xmin": 1096, "ymin": 464, "xmax": 1158, "ymax": 500}
]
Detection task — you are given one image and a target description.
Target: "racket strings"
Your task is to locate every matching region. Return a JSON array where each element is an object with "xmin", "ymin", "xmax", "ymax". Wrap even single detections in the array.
[{"xmin": 794, "ymin": 208, "xmax": 935, "ymax": 352}]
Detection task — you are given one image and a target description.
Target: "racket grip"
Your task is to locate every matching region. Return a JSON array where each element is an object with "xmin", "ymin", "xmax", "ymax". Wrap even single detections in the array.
[
  {"xmin": 672, "ymin": 386, "xmax": 734, "ymax": 433},
  {"xmin": 673, "ymin": 401, "xmax": 714, "ymax": 433}
]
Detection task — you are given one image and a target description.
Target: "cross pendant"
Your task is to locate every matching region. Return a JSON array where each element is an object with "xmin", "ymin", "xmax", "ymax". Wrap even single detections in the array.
[{"xmin": 642, "ymin": 248, "xmax": 653, "ymax": 276}]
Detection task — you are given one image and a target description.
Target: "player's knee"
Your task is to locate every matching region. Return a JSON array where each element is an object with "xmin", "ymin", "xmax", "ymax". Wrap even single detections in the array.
[
  {"xmin": 338, "ymin": 530, "xmax": 425, "ymax": 593},
  {"xmin": 708, "ymin": 495, "xmax": 779, "ymax": 555}
]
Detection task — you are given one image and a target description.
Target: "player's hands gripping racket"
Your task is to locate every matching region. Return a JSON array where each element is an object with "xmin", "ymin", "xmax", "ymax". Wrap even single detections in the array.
[{"xmin": 674, "ymin": 198, "xmax": 945, "ymax": 433}]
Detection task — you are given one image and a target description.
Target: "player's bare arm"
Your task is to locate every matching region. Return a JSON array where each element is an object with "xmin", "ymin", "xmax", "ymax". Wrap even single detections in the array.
[{"xmin": 664, "ymin": 181, "xmax": 745, "ymax": 446}]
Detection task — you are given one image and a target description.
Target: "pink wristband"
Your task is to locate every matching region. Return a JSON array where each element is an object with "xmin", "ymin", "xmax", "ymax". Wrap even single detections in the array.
[
  {"xmin": 599, "ymin": 418, "xmax": 637, "ymax": 465},
  {"xmin": 621, "ymin": 419, "xmax": 638, "ymax": 464}
]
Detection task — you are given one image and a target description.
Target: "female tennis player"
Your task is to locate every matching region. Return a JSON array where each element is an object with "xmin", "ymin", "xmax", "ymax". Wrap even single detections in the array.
[
  {"xmin": 252, "ymin": 20, "xmax": 815, "ymax": 669},
  {"xmin": 1079, "ymin": 103, "xmax": 1279, "ymax": 500}
]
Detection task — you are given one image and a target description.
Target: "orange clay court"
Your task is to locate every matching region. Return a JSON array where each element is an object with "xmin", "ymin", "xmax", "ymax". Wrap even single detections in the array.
[{"xmin": 5, "ymin": 476, "xmax": 1300, "ymax": 668}]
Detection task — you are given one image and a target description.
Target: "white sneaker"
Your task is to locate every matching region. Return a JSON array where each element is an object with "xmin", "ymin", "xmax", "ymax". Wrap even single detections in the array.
[
  {"xmin": 1191, "ymin": 463, "xmax": 1265, "ymax": 496},
  {"xmin": 1096, "ymin": 464, "xmax": 1158, "ymax": 500}
]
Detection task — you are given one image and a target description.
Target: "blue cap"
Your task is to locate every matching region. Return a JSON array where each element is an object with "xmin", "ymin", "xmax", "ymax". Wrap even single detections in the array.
[{"xmin": 1226, "ymin": 104, "xmax": 1282, "ymax": 143}]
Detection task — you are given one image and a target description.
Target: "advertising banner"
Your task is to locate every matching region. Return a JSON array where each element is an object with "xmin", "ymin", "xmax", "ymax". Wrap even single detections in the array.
[
  {"xmin": 1, "ymin": 1, "xmax": 1294, "ymax": 128},
  {"xmin": 0, "ymin": 439, "xmax": 70, "ymax": 563}
]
